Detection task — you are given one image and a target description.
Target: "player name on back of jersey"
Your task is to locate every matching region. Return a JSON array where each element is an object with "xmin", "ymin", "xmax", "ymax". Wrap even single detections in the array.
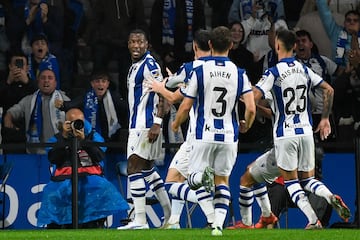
[
  {"xmin": 210, "ymin": 71, "xmax": 231, "ymax": 79},
  {"xmin": 276, "ymin": 66, "xmax": 305, "ymax": 86}
]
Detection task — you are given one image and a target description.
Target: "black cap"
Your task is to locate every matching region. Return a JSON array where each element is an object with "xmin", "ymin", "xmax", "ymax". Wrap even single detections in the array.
[{"xmin": 30, "ymin": 33, "xmax": 48, "ymax": 46}]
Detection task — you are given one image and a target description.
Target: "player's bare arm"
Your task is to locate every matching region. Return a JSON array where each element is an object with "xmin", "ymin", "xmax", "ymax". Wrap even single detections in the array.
[
  {"xmin": 314, "ymin": 81, "xmax": 334, "ymax": 140},
  {"xmin": 148, "ymin": 93, "xmax": 167, "ymax": 143},
  {"xmin": 240, "ymin": 90, "xmax": 256, "ymax": 133},
  {"xmin": 171, "ymin": 97, "xmax": 193, "ymax": 132}
]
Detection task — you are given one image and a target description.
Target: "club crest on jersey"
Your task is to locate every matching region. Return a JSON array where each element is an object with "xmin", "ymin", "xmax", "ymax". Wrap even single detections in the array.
[{"xmin": 151, "ymin": 70, "xmax": 160, "ymax": 79}]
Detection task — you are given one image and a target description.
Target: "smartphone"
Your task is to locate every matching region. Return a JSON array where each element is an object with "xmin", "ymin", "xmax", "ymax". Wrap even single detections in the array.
[{"xmin": 15, "ymin": 59, "xmax": 24, "ymax": 69}]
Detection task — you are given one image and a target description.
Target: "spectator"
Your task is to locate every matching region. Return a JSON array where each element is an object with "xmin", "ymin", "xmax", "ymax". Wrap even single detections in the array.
[
  {"xmin": 228, "ymin": 20, "xmax": 259, "ymax": 83},
  {"xmin": 54, "ymin": 71, "xmax": 128, "ymax": 143},
  {"xmin": 91, "ymin": 0, "xmax": 148, "ymax": 99},
  {"xmin": 236, "ymin": 20, "xmax": 286, "ymax": 148},
  {"xmin": 228, "ymin": 0, "xmax": 285, "ymax": 23},
  {"xmin": 238, "ymin": 2, "xmax": 272, "ymax": 63},
  {"xmin": 3, "ymin": 67, "xmax": 69, "ymax": 154},
  {"xmin": 316, "ymin": 0, "xmax": 360, "ymax": 66},
  {"xmin": 0, "ymin": 50, "xmax": 37, "ymax": 153},
  {"xmin": 150, "ymin": 0, "xmax": 206, "ymax": 74},
  {"xmin": 37, "ymin": 108, "xmax": 129, "ymax": 229},
  {"xmin": 28, "ymin": 33, "xmax": 60, "ymax": 89},
  {"xmin": 295, "ymin": 0, "xmax": 344, "ymax": 59},
  {"xmin": 316, "ymin": 0, "xmax": 360, "ymax": 127},
  {"xmin": 117, "ymin": 29, "xmax": 171, "ymax": 230},
  {"xmin": 294, "ymin": 29, "xmax": 341, "ymax": 139}
]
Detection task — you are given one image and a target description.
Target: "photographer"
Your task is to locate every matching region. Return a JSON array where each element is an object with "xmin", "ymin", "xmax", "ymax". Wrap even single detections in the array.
[{"xmin": 37, "ymin": 108, "xmax": 129, "ymax": 229}]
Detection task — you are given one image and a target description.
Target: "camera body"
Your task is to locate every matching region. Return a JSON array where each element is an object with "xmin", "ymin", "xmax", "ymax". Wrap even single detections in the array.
[{"xmin": 71, "ymin": 119, "xmax": 84, "ymax": 130}]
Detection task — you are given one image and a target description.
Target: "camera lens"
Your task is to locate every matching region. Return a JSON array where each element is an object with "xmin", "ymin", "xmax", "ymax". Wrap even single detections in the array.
[{"xmin": 71, "ymin": 119, "xmax": 84, "ymax": 130}]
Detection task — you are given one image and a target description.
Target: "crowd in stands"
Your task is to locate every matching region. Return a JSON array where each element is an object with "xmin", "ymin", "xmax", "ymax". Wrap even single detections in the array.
[
  {"xmin": 1, "ymin": 0, "xmax": 359, "ymax": 152},
  {"xmin": 0, "ymin": 0, "xmax": 358, "ymax": 230}
]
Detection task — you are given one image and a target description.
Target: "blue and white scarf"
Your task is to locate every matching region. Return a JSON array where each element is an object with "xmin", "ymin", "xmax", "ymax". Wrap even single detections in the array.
[
  {"xmin": 335, "ymin": 29, "xmax": 360, "ymax": 66},
  {"xmin": 162, "ymin": 0, "xmax": 194, "ymax": 52},
  {"xmin": 84, "ymin": 90, "xmax": 120, "ymax": 138},
  {"xmin": 28, "ymin": 90, "xmax": 64, "ymax": 143}
]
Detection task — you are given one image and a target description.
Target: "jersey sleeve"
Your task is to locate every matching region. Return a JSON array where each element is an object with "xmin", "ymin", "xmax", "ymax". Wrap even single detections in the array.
[
  {"xmin": 255, "ymin": 69, "xmax": 275, "ymax": 98},
  {"xmin": 307, "ymin": 66, "xmax": 323, "ymax": 88}
]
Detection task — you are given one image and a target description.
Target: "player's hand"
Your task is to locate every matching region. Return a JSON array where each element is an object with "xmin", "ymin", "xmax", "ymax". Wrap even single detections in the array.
[
  {"xmin": 166, "ymin": 67, "xmax": 174, "ymax": 77},
  {"xmin": 144, "ymin": 77, "xmax": 166, "ymax": 93},
  {"xmin": 314, "ymin": 118, "xmax": 331, "ymax": 141},
  {"xmin": 239, "ymin": 120, "xmax": 249, "ymax": 133},
  {"xmin": 171, "ymin": 121, "xmax": 180, "ymax": 133},
  {"xmin": 148, "ymin": 124, "xmax": 160, "ymax": 143}
]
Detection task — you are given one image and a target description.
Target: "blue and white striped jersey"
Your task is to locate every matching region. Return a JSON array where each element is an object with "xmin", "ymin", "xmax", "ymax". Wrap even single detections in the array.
[
  {"xmin": 167, "ymin": 57, "xmax": 212, "ymax": 140},
  {"xmin": 184, "ymin": 56, "xmax": 252, "ymax": 143},
  {"xmin": 166, "ymin": 56, "xmax": 212, "ymax": 88},
  {"xmin": 255, "ymin": 57, "xmax": 323, "ymax": 139},
  {"xmin": 127, "ymin": 51, "xmax": 163, "ymax": 129}
]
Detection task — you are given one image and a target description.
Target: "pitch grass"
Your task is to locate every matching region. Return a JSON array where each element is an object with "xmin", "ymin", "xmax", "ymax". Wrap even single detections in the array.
[{"xmin": 1, "ymin": 228, "xmax": 360, "ymax": 240}]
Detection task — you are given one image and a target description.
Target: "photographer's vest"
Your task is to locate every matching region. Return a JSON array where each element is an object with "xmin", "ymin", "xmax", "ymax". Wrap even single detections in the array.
[{"xmin": 51, "ymin": 132, "xmax": 103, "ymax": 181}]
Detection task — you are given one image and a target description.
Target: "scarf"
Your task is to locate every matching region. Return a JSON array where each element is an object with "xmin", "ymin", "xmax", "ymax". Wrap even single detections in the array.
[
  {"xmin": 84, "ymin": 90, "xmax": 120, "ymax": 138},
  {"xmin": 162, "ymin": 0, "xmax": 194, "ymax": 52},
  {"xmin": 335, "ymin": 29, "xmax": 360, "ymax": 66},
  {"xmin": 28, "ymin": 90, "xmax": 64, "ymax": 143}
]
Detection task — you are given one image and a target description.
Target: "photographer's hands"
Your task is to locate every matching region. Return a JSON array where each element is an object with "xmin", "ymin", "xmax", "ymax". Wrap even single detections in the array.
[{"xmin": 62, "ymin": 121, "xmax": 85, "ymax": 140}]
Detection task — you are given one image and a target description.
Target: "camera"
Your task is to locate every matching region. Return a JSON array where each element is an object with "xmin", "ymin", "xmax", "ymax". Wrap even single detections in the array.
[
  {"xmin": 15, "ymin": 59, "xmax": 24, "ymax": 69},
  {"xmin": 71, "ymin": 119, "xmax": 84, "ymax": 130}
]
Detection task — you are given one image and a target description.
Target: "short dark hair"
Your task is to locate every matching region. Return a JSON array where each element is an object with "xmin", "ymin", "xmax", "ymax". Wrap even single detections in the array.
[
  {"xmin": 30, "ymin": 33, "xmax": 48, "ymax": 46},
  {"xmin": 129, "ymin": 29, "xmax": 148, "ymax": 41},
  {"xmin": 193, "ymin": 29, "xmax": 211, "ymax": 51},
  {"xmin": 295, "ymin": 29, "xmax": 313, "ymax": 42},
  {"xmin": 276, "ymin": 29, "xmax": 296, "ymax": 52},
  {"xmin": 210, "ymin": 26, "xmax": 232, "ymax": 53},
  {"xmin": 8, "ymin": 50, "xmax": 27, "ymax": 64},
  {"xmin": 345, "ymin": 10, "xmax": 360, "ymax": 19},
  {"xmin": 91, "ymin": 71, "xmax": 110, "ymax": 82}
]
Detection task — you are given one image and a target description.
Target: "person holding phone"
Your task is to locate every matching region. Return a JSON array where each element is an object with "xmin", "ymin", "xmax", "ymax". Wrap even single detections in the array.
[{"xmin": 0, "ymin": 51, "xmax": 37, "ymax": 153}]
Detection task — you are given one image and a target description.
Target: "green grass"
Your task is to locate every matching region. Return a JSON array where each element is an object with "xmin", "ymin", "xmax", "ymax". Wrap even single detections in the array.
[{"xmin": 1, "ymin": 229, "xmax": 360, "ymax": 240}]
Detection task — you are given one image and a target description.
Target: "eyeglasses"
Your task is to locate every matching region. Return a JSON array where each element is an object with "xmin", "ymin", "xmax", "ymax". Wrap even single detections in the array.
[{"xmin": 346, "ymin": 18, "xmax": 359, "ymax": 23}]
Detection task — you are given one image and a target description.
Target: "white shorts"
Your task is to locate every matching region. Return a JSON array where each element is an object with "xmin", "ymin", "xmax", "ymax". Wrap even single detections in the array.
[
  {"xmin": 249, "ymin": 148, "xmax": 280, "ymax": 184},
  {"xmin": 275, "ymin": 135, "xmax": 315, "ymax": 172},
  {"xmin": 127, "ymin": 129, "xmax": 163, "ymax": 160},
  {"xmin": 168, "ymin": 140, "xmax": 192, "ymax": 178},
  {"xmin": 188, "ymin": 140, "xmax": 237, "ymax": 177}
]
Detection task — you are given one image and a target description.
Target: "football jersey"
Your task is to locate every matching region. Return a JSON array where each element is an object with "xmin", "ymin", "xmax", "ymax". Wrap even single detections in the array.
[
  {"xmin": 184, "ymin": 56, "xmax": 252, "ymax": 143},
  {"xmin": 296, "ymin": 54, "xmax": 337, "ymax": 114},
  {"xmin": 168, "ymin": 57, "xmax": 211, "ymax": 140},
  {"xmin": 127, "ymin": 51, "xmax": 163, "ymax": 129},
  {"xmin": 166, "ymin": 56, "xmax": 212, "ymax": 88},
  {"xmin": 255, "ymin": 57, "xmax": 323, "ymax": 139}
]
